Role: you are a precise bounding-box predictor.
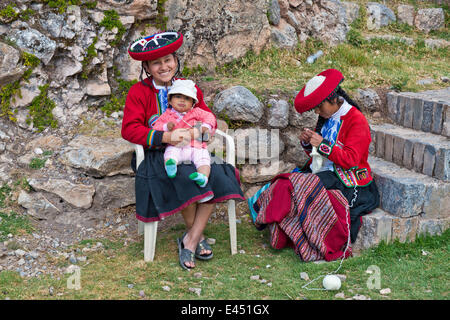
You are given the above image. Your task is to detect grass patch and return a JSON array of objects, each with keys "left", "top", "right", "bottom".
[
  {"left": 1, "top": 220, "right": 447, "bottom": 300},
  {"left": 215, "top": 34, "right": 449, "bottom": 95},
  {"left": 0, "top": 211, "right": 34, "bottom": 241}
]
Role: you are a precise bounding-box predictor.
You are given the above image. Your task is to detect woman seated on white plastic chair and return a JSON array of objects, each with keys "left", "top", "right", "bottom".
[{"left": 121, "top": 31, "right": 245, "bottom": 270}]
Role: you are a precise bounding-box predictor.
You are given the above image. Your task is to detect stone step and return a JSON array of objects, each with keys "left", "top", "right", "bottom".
[
  {"left": 352, "top": 208, "right": 450, "bottom": 251},
  {"left": 386, "top": 87, "right": 450, "bottom": 137},
  {"left": 369, "top": 122, "right": 450, "bottom": 182},
  {"left": 369, "top": 156, "right": 449, "bottom": 218}
]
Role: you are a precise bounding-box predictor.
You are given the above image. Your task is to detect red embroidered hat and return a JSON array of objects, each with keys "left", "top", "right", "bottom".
[
  {"left": 128, "top": 31, "right": 183, "bottom": 61},
  {"left": 294, "top": 69, "right": 344, "bottom": 114}
]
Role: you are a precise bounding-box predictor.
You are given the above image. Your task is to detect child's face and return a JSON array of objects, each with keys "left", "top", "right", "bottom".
[{"left": 169, "top": 94, "right": 194, "bottom": 113}]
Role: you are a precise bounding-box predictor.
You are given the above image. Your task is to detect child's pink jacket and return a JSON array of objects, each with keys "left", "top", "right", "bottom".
[{"left": 152, "top": 107, "right": 217, "bottom": 149}]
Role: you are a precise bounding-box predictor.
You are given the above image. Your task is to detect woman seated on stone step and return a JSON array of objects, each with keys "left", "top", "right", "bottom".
[
  {"left": 121, "top": 31, "right": 244, "bottom": 270},
  {"left": 248, "top": 69, "right": 380, "bottom": 262}
]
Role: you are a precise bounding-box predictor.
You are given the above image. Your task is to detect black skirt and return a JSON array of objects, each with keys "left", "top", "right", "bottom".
[
  {"left": 316, "top": 170, "right": 380, "bottom": 243},
  {"left": 133, "top": 149, "right": 245, "bottom": 222}
]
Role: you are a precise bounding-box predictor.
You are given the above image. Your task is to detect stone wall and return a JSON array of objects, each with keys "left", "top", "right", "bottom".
[{"left": 0, "top": 0, "right": 354, "bottom": 132}]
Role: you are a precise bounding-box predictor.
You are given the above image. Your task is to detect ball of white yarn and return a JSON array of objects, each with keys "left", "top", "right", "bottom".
[{"left": 322, "top": 275, "right": 341, "bottom": 290}]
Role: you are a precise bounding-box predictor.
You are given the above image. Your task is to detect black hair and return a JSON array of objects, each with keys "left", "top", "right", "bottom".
[{"left": 314, "top": 86, "right": 361, "bottom": 133}]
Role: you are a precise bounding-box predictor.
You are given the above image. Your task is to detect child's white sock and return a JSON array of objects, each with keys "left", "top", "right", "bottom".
[
  {"left": 165, "top": 158, "right": 177, "bottom": 178},
  {"left": 189, "top": 172, "right": 208, "bottom": 187}
]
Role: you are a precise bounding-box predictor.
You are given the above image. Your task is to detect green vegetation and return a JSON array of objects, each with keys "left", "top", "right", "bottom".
[
  {"left": 29, "top": 151, "right": 52, "bottom": 170},
  {"left": 0, "top": 211, "right": 34, "bottom": 242},
  {"left": 155, "top": 0, "right": 168, "bottom": 30},
  {"left": 0, "top": 52, "right": 40, "bottom": 123},
  {"left": 101, "top": 79, "right": 137, "bottom": 116},
  {"left": 81, "top": 37, "right": 98, "bottom": 79},
  {"left": 99, "top": 10, "right": 126, "bottom": 46},
  {"left": 26, "top": 85, "right": 58, "bottom": 132},
  {"left": 215, "top": 34, "right": 448, "bottom": 96},
  {"left": 0, "top": 4, "right": 18, "bottom": 22},
  {"left": 182, "top": 65, "right": 206, "bottom": 77},
  {"left": 0, "top": 221, "right": 447, "bottom": 299},
  {"left": 43, "top": 0, "right": 97, "bottom": 12}
]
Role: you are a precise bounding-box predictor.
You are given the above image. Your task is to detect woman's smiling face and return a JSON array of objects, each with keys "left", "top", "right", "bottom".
[{"left": 144, "top": 54, "right": 178, "bottom": 86}]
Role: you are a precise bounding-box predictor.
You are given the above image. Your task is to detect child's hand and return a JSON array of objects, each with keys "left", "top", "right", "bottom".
[
  {"left": 167, "top": 122, "right": 175, "bottom": 131},
  {"left": 201, "top": 128, "right": 211, "bottom": 142}
]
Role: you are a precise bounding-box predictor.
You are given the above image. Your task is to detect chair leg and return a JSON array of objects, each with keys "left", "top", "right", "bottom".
[
  {"left": 227, "top": 200, "right": 237, "bottom": 255},
  {"left": 144, "top": 221, "right": 158, "bottom": 262},
  {"left": 138, "top": 220, "right": 144, "bottom": 236}
]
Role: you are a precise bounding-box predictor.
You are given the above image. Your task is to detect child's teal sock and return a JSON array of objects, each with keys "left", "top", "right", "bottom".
[
  {"left": 165, "top": 159, "right": 177, "bottom": 178},
  {"left": 189, "top": 172, "right": 208, "bottom": 188}
]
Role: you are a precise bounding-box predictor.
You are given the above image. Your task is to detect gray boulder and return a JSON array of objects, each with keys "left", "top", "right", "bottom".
[
  {"left": 415, "top": 8, "right": 445, "bottom": 33},
  {"left": 267, "top": 99, "right": 289, "bottom": 128},
  {"left": 8, "top": 21, "right": 57, "bottom": 65},
  {"left": 0, "top": 42, "right": 27, "bottom": 87},
  {"left": 213, "top": 86, "right": 264, "bottom": 123},
  {"left": 60, "top": 135, "right": 134, "bottom": 177},
  {"left": 366, "top": 2, "right": 396, "bottom": 30}
]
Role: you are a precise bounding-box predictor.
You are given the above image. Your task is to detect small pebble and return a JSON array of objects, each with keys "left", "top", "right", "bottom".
[
  {"left": 250, "top": 275, "right": 260, "bottom": 281},
  {"left": 380, "top": 288, "right": 391, "bottom": 295},
  {"left": 189, "top": 287, "right": 201, "bottom": 296},
  {"left": 162, "top": 286, "right": 170, "bottom": 292},
  {"left": 206, "top": 238, "right": 216, "bottom": 245},
  {"left": 300, "top": 272, "right": 309, "bottom": 281},
  {"left": 239, "top": 250, "right": 245, "bottom": 254},
  {"left": 193, "top": 272, "right": 202, "bottom": 278},
  {"left": 128, "top": 284, "right": 134, "bottom": 289},
  {"left": 335, "top": 292, "right": 345, "bottom": 299},
  {"left": 139, "top": 290, "right": 145, "bottom": 298},
  {"left": 69, "top": 255, "right": 77, "bottom": 264}
]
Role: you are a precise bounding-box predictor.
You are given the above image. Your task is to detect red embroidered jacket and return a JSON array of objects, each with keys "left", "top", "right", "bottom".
[
  {"left": 302, "top": 106, "right": 374, "bottom": 187},
  {"left": 121, "top": 77, "right": 215, "bottom": 148}
]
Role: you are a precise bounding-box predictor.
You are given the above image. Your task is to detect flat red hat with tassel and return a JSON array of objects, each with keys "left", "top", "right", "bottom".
[
  {"left": 128, "top": 31, "right": 183, "bottom": 61},
  {"left": 294, "top": 69, "right": 344, "bottom": 114}
]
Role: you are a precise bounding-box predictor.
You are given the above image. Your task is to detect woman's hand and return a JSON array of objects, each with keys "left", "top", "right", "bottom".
[
  {"left": 165, "top": 128, "right": 191, "bottom": 147},
  {"left": 309, "top": 131, "right": 324, "bottom": 147},
  {"left": 300, "top": 128, "right": 313, "bottom": 145}
]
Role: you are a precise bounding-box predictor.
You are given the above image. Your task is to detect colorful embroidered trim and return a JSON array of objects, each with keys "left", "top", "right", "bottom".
[
  {"left": 356, "top": 168, "right": 369, "bottom": 180},
  {"left": 335, "top": 166, "right": 358, "bottom": 188},
  {"left": 146, "top": 129, "right": 155, "bottom": 147},
  {"left": 148, "top": 114, "right": 159, "bottom": 128},
  {"left": 318, "top": 141, "right": 332, "bottom": 156}
]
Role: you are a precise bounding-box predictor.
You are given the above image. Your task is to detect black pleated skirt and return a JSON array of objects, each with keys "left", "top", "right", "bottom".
[
  {"left": 133, "top": 149, "right": 245, "bottom": 222},
  {"left": 316, "top": 170, "right": 380, "bottom": 243}
]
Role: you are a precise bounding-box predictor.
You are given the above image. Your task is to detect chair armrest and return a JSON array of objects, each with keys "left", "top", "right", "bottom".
[
  {"left": 215, "top": 129, "right": 235, "bottom": 167},
  {"left": 134, "top": 144, "right": 145, "bottom": 168}
]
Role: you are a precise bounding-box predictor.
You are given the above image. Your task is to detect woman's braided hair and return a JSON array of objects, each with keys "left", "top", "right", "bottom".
[{"left": 314, "top": 86, "right": 361, "bottom": 133}]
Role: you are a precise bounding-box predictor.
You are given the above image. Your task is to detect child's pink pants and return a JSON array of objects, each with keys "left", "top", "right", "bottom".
[{"left": 164, "top": 145, "right": 211, "bottom": 169}]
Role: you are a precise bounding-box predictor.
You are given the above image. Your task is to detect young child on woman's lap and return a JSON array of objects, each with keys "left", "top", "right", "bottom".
[{"left": 151, "top": 79, "right": 216, "bottom": 187}]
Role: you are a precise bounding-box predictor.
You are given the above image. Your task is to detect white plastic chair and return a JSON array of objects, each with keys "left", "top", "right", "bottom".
[{"left": 134, "top": 129, "right": 237, "bottom": 262}]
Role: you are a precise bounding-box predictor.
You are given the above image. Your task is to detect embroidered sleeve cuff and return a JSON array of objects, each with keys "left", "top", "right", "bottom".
[
  {"left": 146, "top": 129, "right": 164, "bottom": 148},
  {"left": 317, "top": 139, "right": 333, "bottom": 157}
]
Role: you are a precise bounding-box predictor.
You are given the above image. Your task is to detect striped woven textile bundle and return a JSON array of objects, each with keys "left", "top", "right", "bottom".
[{"left": 255, "top": 172, "right": 347, "bottom": 262}]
